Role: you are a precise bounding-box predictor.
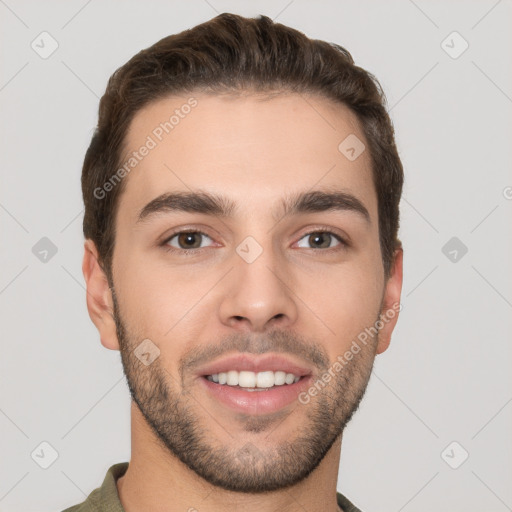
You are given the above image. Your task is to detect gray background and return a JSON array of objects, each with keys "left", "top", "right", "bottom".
[{"left": 1, "top": 0, "right": 511, "bottom": 511}]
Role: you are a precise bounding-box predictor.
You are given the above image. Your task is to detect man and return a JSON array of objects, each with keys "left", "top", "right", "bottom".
[{"left": 63, "top": 12, "right": 404, "bottom": 512}]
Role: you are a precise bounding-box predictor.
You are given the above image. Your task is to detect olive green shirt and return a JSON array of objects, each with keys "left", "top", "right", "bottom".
[{"left": 61, "top": 462, "right": 363, "bottom": 512}]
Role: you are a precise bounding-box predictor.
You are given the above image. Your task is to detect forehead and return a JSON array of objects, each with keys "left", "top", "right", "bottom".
[{"left": 117, "top": 91, "right": 377, "bottom": 224}]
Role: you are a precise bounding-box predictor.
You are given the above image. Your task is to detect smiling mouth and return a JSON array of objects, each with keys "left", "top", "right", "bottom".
[
  {"left": 194, "top": 352, "right": 313, "bottom": 413},
  {"left": 203, "top": 369, "right": 303, "bottom": 391}
]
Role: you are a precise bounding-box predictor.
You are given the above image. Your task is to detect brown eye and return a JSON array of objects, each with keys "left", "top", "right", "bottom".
[
  {"left": 165, "top": 231, "right": 213, "bottom": 250},
  {"left": 309, "top": 232, "right": 331, "bottom": 249},
  {"left": 296, "top": 230, "right": 345, "bottom": 250}
]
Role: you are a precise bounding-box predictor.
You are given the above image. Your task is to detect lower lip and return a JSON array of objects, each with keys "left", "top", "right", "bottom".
[{"left": 199, "top": 375, "right": 312, "bottom": 415}]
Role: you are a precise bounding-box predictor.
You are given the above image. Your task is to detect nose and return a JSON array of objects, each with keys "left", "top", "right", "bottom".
[{"left": 218, "top": 239, "right": 299, "bottom": 333}]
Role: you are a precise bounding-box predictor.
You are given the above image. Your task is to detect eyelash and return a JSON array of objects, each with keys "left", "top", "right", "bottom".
[{"left": 160, "top": 227, "right": 348, "bottom": 256}]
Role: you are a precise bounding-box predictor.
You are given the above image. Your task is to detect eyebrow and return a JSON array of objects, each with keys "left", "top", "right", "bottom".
[{"left": 136, "top": 189, "right": 371, "bottom": 225}]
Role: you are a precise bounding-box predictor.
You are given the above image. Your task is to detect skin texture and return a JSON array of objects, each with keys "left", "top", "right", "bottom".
[{"left": 82, "top": 91, "right": 403, "bottom": 512}]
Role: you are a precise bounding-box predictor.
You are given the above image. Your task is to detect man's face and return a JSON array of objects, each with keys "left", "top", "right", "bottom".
[{"left": 89, "top": 91, "right": 402, "bottom": 493}]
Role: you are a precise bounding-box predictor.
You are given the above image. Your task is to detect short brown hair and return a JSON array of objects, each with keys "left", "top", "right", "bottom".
[{"left": 82, "top": 12, "right": 403, "bottom": 283}]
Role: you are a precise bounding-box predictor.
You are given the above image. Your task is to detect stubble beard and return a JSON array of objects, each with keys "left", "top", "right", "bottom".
[{"left": 112, "top": 291, "right": 377, "bottom": 493}]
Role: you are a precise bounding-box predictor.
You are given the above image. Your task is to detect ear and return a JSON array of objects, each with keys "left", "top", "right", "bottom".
[
  {"left": 376, "top": 246, "right": 403, "bottom": 355},
  {"left": 82, "top": 239, "right": 120, "bottom": 351}
]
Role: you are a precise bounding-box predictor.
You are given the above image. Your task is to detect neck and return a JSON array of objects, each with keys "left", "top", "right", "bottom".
[{"left": 117, "top": 402, "right": 344, "bottom": 512}]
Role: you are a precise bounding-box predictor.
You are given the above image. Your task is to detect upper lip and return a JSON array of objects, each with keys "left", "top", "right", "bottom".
[{"left": 196, "top": 353, "right": 313, "bottom": 378}]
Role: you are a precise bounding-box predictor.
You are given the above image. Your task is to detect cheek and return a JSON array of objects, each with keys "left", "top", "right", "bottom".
[
  {"left": 115, "top": 250, "right": 215, "bottom": 341},
  {"left": 113, "top": 248, "right": 170, "bottom": 334},
  {"left": 304, "top": 263, "right": 383, "bottom": 355}
]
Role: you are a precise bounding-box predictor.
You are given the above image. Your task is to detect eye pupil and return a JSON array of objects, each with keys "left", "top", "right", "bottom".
[
  {"left": 310, "top": 232, "right": 330, "bottom": 249},
  {"left": 179, "top": 232, "right": 201, "bottom": 248}
]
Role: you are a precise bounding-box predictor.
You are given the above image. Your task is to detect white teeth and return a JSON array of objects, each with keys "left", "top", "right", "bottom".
[
  {"left": 256, "top": 371, "right": 274, "bottom": 388},
  {"left": 238, "top": 371, "right": 256, "bottom": 387},
  {"left": 226, "top": 370, "right": 238, "bottom": 386},
  {"left": 274, "top": 371, "right": 286, "bottom": 385},
  {"left": 284, "top": 373, "right": 295, "bottom": 385},
  {"left": 206, "top": 370, "right": 301, "bottom": 389}
]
